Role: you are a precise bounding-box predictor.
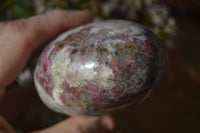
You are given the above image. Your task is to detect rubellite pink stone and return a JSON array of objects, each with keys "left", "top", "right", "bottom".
[{"left": 34, "top": 20, "right": 168, "bottom": 116}]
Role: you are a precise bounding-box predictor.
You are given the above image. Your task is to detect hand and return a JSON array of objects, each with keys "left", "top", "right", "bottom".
[{"left": 0, "top": 10, "right": 115, "bottom": 133}]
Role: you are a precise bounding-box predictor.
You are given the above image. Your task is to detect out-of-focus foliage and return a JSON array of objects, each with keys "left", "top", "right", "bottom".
[{"left": 0, "top": 0, "right": 35, "bottom": 20}]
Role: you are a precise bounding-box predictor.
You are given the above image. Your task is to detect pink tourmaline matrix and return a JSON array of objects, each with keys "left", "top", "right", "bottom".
[{"left": 34, "top": 20, "right": 168, "bottom": 116}]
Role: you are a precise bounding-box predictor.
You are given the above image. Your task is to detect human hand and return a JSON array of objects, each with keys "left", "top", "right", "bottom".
[{"left": 0, "top": 10, "right": 114, "bottom": 133}]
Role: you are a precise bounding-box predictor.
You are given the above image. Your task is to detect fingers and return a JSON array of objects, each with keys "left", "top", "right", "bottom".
[
  {"left": 19, "top": 10, "right": 93, "bottom": 51},
  {"left": 0, "top": 22, "right": 9, "bottom": 30},
  {"left": 0, "top": 10, "right": 94, "bottom": 93},
  {"left": 32, "top": 115, "right": 115, "bottom": 133}
]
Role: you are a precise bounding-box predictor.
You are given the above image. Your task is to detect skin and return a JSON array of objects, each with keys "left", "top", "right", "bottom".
[{"left": 0, "top": 10, "right": 114, "bottom": 133}]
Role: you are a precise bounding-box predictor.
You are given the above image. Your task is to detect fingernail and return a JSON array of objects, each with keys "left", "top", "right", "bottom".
[{"left": 100, "top": 116, "right": 115, "bottom": 130}]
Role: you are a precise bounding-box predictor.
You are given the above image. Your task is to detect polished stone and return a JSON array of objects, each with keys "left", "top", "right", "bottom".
[{"left": 34, "top": 20, "right": 168, "bottom": 116}]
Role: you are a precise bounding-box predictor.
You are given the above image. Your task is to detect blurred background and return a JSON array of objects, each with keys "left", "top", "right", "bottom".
[{"left": 0, "top": 0, "right": 200, "bottom": 133}]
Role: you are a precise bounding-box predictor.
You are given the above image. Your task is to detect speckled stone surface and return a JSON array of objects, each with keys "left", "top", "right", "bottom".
[{"left": 34, "top": 20, "right": 168, "bottom": 116}]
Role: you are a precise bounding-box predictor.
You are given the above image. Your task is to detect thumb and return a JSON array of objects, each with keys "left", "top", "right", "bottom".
[{"left": 31, "top": 115, "right": 115, "bottom": 133}]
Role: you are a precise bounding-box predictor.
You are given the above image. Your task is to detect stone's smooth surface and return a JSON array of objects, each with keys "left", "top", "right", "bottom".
[{"left": 34, "top": 20, "right": 168, "bottom": 116}]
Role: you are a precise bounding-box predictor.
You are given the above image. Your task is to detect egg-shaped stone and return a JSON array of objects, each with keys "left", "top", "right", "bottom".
[{"left": 34, "top": 20, "right": 168, "bottom": 116}]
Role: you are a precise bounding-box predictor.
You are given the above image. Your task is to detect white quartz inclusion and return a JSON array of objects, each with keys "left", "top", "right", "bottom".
[{"left": 51, "top": 45, "right": 115, "bottom": 102}]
